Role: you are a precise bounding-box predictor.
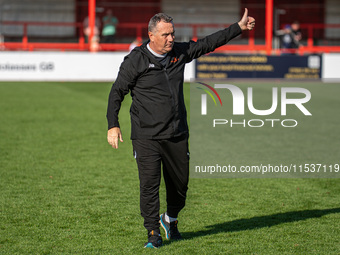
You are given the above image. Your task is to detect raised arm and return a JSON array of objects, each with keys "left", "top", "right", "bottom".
[{"left": 184, "top": 8, "right": 255, "bottom": 61}]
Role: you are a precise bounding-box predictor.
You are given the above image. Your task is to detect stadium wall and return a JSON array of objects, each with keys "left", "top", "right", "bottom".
[
  {"left": 0, "top": 52, "right": 338, "bottom": 82},
  {"left": 0, "top": 52, "right": 193, "bottom": 82},
  {"left": 322, "top": 53, "right": 340, "bottom": 82},
  {"left": 0, "top": 52, "right": 126, "bottom": 81}
]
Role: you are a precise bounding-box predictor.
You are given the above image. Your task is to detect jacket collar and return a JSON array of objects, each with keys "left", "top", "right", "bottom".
[{"left": 137, "top": 40, "right": 175, "bottom": 68}]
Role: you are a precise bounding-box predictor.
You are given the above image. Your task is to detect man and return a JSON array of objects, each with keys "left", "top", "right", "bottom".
[
  {"left": 83, "top": 15, "right": 101, "bottom": 43},
  {"left": 101, "top": 9, "right": 118, "bottom": 43},
  {"left": 276, "top": 21, "right": 302, "bottom": 54},
  {"left": 107, "top": 9, "right": 255, "bottom": 248}
]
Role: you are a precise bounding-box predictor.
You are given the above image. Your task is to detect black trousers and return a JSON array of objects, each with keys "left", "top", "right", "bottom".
[{"left": 132, "top": 135, "right": 189, "bottom": 232}]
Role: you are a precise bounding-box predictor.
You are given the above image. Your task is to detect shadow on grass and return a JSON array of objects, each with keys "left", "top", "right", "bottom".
[{"left": 182, "top": 208, "right": 340, "bottom": 239}]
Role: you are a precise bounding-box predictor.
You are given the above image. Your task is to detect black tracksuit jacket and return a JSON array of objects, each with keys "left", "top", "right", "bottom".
[{"left": 107, "top": 23, "right": 242, "bottom": 140}]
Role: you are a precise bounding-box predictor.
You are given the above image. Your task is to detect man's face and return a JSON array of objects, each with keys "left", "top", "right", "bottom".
[
  {"left": 291, "top": 23, "right": 300, "bottom": 31},
  {"left": 148, "top": 21, "right": 175, "bottom": 54}
]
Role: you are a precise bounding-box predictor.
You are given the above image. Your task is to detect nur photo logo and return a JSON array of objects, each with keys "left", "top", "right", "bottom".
[{"left": 196, "top": 82, "right": 312, "bottom": 128}]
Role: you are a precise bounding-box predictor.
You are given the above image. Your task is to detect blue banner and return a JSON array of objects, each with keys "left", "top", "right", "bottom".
[{"left": 196, "top": 54, "right": 322, "bottom": 79}]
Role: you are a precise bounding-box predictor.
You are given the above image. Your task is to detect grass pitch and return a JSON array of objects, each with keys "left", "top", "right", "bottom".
[{"left": 0, "top": 81, "right": 339, "bottom": 254}]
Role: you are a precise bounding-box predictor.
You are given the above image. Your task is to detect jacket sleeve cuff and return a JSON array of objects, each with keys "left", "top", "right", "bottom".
[
  {"left": 232, "top": 22, "right": 242, "bottom": 36},
  {"left": 108, "top": 121, "right": 120, "bottom": 130}
]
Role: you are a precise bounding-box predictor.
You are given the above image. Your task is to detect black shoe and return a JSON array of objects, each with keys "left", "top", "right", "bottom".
[
  {"left": 144, "top": 230, "right": 163, "bottom": 248},
  {"left": 160, "top": 213, "right": 183, "bottom": 240}
]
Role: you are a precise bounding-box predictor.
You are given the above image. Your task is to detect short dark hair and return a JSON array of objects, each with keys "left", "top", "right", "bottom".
[{"left": 148, "top": 13, "right": 173, "bottom": 33}]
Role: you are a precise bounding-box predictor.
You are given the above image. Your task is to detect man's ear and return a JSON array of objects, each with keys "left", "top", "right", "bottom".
[{"left": 148, "top": 31, "right": 154, "bottom": 42}]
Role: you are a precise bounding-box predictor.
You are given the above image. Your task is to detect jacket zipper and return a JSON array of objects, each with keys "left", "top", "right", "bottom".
[{"left": 163, "top": 67, "right": 176, "bottom": 134}]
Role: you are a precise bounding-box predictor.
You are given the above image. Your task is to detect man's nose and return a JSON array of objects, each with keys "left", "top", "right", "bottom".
[{"left": 167, "top": 34, "right": 174, "bottom": 41}]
